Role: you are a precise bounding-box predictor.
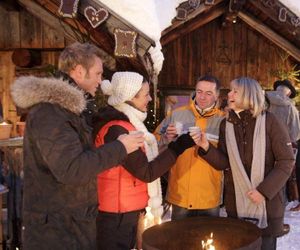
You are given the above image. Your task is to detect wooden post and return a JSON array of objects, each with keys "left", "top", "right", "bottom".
[{"left": 152, "top": 73, "right": 158, "bottom": 119}]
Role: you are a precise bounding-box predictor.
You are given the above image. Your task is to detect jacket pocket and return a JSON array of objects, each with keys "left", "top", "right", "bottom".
[
  {"left": 23, "top": 211, "right": 48, "bottom": 225},
  {"left": 71, "top": 209, "right": 97, "bottom": 222}
]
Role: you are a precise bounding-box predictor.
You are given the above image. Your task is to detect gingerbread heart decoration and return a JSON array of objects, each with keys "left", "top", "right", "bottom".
[
  {"left": 84, "top": 6, "right": 109, "bottom": 28},
  {"left": 279, "top": 7, "right": 287, "bottom": 22},
  {"left": 291, "top": 17, "right": 300, "bottom": 28},
  {"left": 58, "top": 0, "right": 80, "bottom": 18}
]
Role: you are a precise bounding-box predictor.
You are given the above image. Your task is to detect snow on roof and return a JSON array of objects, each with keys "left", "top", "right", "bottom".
[
  {"left": 280, "top": 0, "right": 300, "bottom": 18},
  {"left": 98, "top": 0, "right": 300, "bottom": 75},
  {"left": 98, "top": 0, "right": 186, "bottom": 75},
  {"left": 99, "top": 0, "right": 185, "bottom": 41}
]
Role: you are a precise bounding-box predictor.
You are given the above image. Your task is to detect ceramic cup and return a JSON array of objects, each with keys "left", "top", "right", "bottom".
[
  {"left": 129, "top": 130, "right": 143, "bottom": 135},
  {"left": 175, "top": 122, "right": 183, "bottom": 135},
  {"left": 188, "top": 126, "right": 201, "bottom": 135}
]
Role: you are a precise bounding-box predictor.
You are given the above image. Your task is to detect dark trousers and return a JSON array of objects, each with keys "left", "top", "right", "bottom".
[
  {"left": 296, "top": 140, "right": 300, "bottom": 201},
  {"left": 96, "top": 210, "right": 141, "bottom": 250},
  {"left": 171, "top": 204, "right": 220, "bottom": 221},
  {"left": 261, "top": 236, "right": 277, "bottom": 250}
]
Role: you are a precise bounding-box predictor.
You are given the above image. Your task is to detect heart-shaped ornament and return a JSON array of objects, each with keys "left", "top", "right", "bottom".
[
  {"left": 291, "top": 17, "right": 300, "bottom": 27},
  {"left": 84, "top": 6, "right": 109, "bottom": 28}
]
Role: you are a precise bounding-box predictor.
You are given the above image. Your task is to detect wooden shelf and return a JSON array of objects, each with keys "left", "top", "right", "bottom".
[{"left": 0, "top": 137, "right": 23, "bottom": 147}]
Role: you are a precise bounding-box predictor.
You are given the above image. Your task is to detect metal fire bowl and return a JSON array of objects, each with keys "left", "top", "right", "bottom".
[{"left": 142, "top": 217, "right": 262, "bottom": 250}]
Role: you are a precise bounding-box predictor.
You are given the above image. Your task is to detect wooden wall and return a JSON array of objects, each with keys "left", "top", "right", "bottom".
[
  {"left": 0, "top": 5, "right": 65, "bottom": 49},
  {"left": 0, "top": 5, "right": 67, "bottom": 135},
  {"left": 159, "top": 17, "right": 296, "bottom": 90}
]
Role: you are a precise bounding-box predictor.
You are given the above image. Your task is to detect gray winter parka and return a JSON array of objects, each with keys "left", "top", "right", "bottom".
[
  {"left": 266, "top": 91, "right": 300, "bottom": 142},
  {"left": 11, "top": 76, "right": 127, "bottom": 250}
]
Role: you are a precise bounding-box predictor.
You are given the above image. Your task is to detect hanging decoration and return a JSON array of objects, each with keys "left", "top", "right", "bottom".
[
  {"left": 140, "top": 54, "right": 160, "bottom": 131},
  {"left": 205, "top": 0, "right": 215, "bottom": 5},
  {"left": 58, "top": 0, "right": 80, "bottom": 18},
  {"left": 216, "top": 39, "right": 231, "bottom": 65},
  {"left": 261, "top": 0, "right": 276, "bottom": 8},
  {"left": 114, "top": 29, "right": 137, "bottom": 58},
  {"left": 279, "top": 7, "right": 287, "bottom": 22},
  {"left": 176, "top": 8, "right": 188, "bottom": 20},
  {"left": 84, "top": 6, "right": 109, "bottom": 28},
  {"left": 176, "top": 0, "right": 205, "bottom": 21},
  {"left": 188, "top": 0, "right": 200, "bottom": 9},
  {"left": 260, "top": 0, "right": 300, "bottom": 28},
  {"left": 291, "top": 17, "right": 300, "bottom": 28}
]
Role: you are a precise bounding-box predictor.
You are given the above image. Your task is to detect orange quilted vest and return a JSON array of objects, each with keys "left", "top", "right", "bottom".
[{"left": 95, "top": 120, "right": 148, "bottom": 213}]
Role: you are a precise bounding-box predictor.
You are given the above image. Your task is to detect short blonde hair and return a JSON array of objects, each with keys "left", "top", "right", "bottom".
[
  {"left": 58, "top": 42, "right": 102, "bottom": 74},
  {"left": 231, "top": 77, "right": 266, "bottom": 117}
]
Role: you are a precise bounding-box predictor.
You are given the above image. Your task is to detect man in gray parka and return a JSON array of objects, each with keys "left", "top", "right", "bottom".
[{"left": 266, "top": 79, "right": 300, "bottom": 144}]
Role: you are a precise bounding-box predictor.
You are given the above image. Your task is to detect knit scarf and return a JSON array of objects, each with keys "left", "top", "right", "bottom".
[
  {"left": 225, "top": 113, "right": 268, "bottom": 228},
  {"left": 115, "top": 103, "right": 163, "bottom": 218}
]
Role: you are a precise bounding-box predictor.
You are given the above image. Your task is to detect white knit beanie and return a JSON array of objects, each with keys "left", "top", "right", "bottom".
[{"left": 101, "top": 71, "right": 143, "bottom": 106}]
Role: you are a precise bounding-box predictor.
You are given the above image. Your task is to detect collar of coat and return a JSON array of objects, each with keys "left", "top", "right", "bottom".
[
  {"left": 189, "top": 97, "right": 221, "bottom": 118},
  {"left": 227, "top": 109, "right": 255, "bottom": 124},
  {"left": 11, "top": 76, "right": 86, "bottom": 115},
  {"left": 54, "top": 70, "right": 94, "bottom": 101}
]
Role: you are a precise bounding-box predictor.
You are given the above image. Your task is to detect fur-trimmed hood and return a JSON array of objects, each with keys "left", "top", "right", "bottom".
[{"left": 11, "top": 76, "right": 86, "bottom": 115}]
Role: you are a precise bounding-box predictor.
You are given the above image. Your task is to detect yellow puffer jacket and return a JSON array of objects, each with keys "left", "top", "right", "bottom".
[{"left": 158, "top": 99, "right": 224, "bottom": 209}]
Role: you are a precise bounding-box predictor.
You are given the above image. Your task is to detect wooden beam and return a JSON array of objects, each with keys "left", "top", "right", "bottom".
[
  {"left": 81, "top": 0, "right": 153, "bottom": 55},
  {"left": 84, "top": 0, "right": 155, "bottom": 47},
  {"left": 17, "top": 0, "right": 117, "bottom": 69},
  {"left": 17, "top": 0, "right": 74, "bottom": 42},
  {"left": 18, "top": 0, "right": 148, "bottom": 75},
  {"left": 162, "top": 0, "right": 225, "bottom": 36},
  {"left": 247, "top": 0, "right": 300, "bottom": 41},
  {"left": 26, "top": 0, "right": 114, "bottom": 52},
  {"left": 0, "top": 0, "right": 20, "bottom": 11},
  {"left": 161, "top": 3, "right": 226, "bottom": 45},
  {"left": 229, "top": 0, "right": 246, "bottom": 12},
  {"left": 238, "top": 11, "right": 300, "bottom": 62}
]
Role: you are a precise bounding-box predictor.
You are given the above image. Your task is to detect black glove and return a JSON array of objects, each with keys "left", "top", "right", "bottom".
[{"left": 168, "top": 133, "right": 195, "bottom": 156}]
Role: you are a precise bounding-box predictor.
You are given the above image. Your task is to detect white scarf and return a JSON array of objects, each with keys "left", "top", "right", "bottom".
[
  {"left": 225, "top": 113, "right": 267, "bottom": 228},
  {"left": 115, "top": 103, "right": 163, "bottom": 218}
]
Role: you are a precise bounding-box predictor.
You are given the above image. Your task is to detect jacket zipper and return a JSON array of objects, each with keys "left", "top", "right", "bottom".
[{"left": 118, "top": 167, "right": 121, "bottom": 213}]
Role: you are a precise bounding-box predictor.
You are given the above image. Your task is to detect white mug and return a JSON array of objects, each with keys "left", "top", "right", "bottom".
[
  {"left": 188, "top": 126, "right": 201, "bottom": 134},
  {"left": 175, "top": 122, "right": 183, "bottom": 135}
]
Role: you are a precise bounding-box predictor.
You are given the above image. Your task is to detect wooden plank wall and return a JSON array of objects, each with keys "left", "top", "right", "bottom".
[
  {"left": 159, "top": 17, "right": 296, "bottom": 90},
  {"left": 0, "top": 51, "right": 63, "bottom": 135},
  {"left": 0, "top": 5, "right": 65, "bottom": 49},
  {"left": 0, "top": 5, "right": 66, "bottom": 135}
]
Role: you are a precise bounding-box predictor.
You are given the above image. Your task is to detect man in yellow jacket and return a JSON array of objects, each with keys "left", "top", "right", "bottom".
[{"left": 157, "top": 75, "right": 225, "bottom": 220}]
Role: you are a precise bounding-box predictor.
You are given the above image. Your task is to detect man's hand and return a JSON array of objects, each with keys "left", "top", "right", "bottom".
[
  {"left": 165, "top": 124, "right": 178, "bottom": 142},
  {"left": 247, "top": 189, "right": 265, "bottom": 205},
  {"left": 118, "top": 132, "right": 145, "bottom": 154}
]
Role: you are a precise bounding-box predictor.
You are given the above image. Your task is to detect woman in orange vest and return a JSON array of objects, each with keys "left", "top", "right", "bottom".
[{"left": 93, "top": 71, "right": 195, "bottom": 250}]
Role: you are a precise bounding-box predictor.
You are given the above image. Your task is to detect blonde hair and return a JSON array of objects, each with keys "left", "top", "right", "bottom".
[
  {"left": 231, "top": 77, "right": 266, "bottom": 117},
  {"left": 58, "top": 42, "right": 102, "bottom": 74}
]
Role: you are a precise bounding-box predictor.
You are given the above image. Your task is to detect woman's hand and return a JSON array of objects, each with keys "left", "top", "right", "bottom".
[
  {"left": 190, "top": 130, "right": 209, "bottom": 151},
  {"left": 118, "top": 132, "right": 145, "bottom": 154},
  {"left": 165, "top": 124, "right": 178, "bottom": 142}
]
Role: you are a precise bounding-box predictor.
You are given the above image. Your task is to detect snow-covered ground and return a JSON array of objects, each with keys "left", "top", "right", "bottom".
[{"left": 278, "top": 201, "right": 300, "bottom": 250}]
